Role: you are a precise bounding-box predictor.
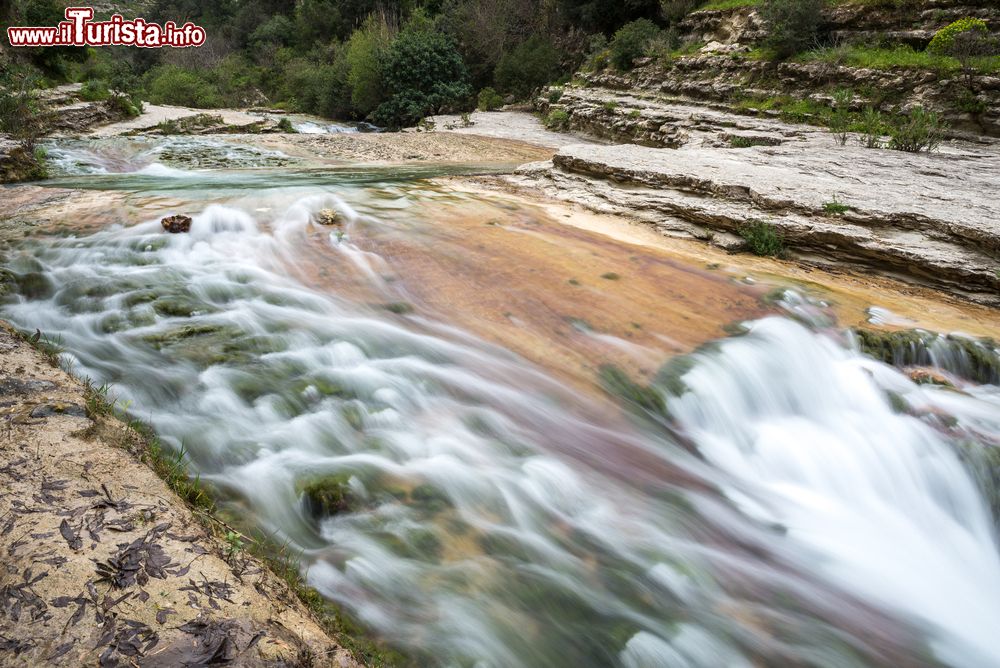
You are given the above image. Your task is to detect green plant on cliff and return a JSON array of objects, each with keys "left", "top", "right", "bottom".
[
  {"left": 544, "top": 108, "right": 571, "bottom": 131},
  {"left": 739, "top": 219, "right": 785, "bottom": 257},
  {"left": 928, "top": 18, "right": 990, "bottom": 57},
  {"left": 759, "top": 0, "right": 823, "bottom": 59},
  {"left": 610, "top": 19, "right": 661, "bottom": 70}
]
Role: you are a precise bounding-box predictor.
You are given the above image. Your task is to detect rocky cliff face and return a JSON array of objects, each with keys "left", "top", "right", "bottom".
[
  {"left": 514, "top": 2, "right": 1000, "bottom": 306},
  {"left": 544, "top": 0, "right": 1000, "bottom": 138}
]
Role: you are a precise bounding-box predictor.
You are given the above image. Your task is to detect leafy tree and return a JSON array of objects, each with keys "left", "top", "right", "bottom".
[
  {"left": 373, "top": 27, "right": 472, "bottom": 128},
  {"left": 345, "top": 14, "right": 394, "bottom": 116},
  {"left": 0, "top": 64, "right": 44, "bottom": 148},
  {"left": 660, "top": 0, "right": 698, "bottom": 25},
  {"left": 494, "top": 35, "right": 562, "bottom": 100},
  {"left": 558, "top": 0, "right": 661, "bottom": 35},
  {"left": 759, "top": 0, "right": 823, "bottom": 59},
  {"left": 610, "top": 19, "right": 659, "bottom": 70}
]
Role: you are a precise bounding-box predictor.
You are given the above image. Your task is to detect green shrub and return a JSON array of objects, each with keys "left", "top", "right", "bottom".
[
  {"left": 277, "top": 117, "right": 295, "bottom": 132},
  {"left": 373, "top": 28, "right": 472, "bottom": 129},
  {"left": 739, "top": 220, "right": 785, "bottom": 257},
  {"left": 477, "top": 87, "right": 503, "bottom": 111},
  {"left": 278, "top": 54, "right": 351, "bottom": 119},
  {"left": 544, "top": 108, "right": 570, "bottom": 131},
  {"left": 829, "top": 88, "right": 852, "bottom": 146},
  {"left": 857, "top": 106, "right": 887, "bottom": 148},
  {"left": 928, "top": 18, "right": 989, "bottom": 56},
  {"left": 759, "top": 0, "right": 823, "bottom": 59},
  {"left": 108, "top": 93, "right": 142, "bottom": 118},
  {"left": 144, "top": 65, "right": 222, "bottom": 108},
  {"left": 494, "top": 36, "right": 562, "bottom": 100},
  {"left": 660, "top": 0, "right": 700, "bottom": 24},
  {"left": 610, "top": 19, "right": 660, "bottom": 70},
  {"left": 548, "top": 88, "right": 564, "bottom": 103},
  {"left": 887, "top": 107, "right": 945, "bottom": 152},
  {"left": 1, "top": 65, "right": 44, "bottom": 148},
  {"left": 79, "top": 79, "right": 110, "bottom": 101}
]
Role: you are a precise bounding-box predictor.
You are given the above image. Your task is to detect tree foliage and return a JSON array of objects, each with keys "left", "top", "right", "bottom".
[
  {"left": 494, "top": 36, "right": 562, "bottom": 99},
  {"left": 759, "top": 0, "right": 823, "bottom": 59},
  {"left": 610, "top": 19, "right": 660, "bottom": 70},
  {"left": 373, "top": 27, "right": 472, "bottom": 128}
]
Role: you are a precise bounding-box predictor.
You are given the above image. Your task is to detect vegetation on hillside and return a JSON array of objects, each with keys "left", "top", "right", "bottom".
[{"left": 1, "top": 0, "right": 998, "bottom": 131}]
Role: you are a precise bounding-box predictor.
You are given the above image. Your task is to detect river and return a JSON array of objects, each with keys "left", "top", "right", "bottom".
[{"left": 2, "top": 135, "right": 1000, "bottom": 667}]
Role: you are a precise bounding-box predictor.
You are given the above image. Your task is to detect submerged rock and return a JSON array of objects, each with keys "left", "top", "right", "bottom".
[{"left": 161, "top": 214, "right": 192, "bottom": 234}]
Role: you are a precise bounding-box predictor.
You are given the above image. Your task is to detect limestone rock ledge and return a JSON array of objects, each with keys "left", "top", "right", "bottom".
[{"left": 509, "top": 127, "right": 1000, "bottom": 306}]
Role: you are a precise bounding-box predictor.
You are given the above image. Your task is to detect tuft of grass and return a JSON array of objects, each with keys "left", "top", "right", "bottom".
[
  {"left": 823, "top": 198, "right": 850, "bottom": 215},
  {"left": 738, "top": 219, "right": 785, "bottom": 257},
  {"left": 600, "top": 272, "right": 621, "bottom": 280}
]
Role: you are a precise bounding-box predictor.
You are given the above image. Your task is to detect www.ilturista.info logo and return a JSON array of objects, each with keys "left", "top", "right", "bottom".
[{"left": 7, "top": 7, "right": 206, "bottom": 48}]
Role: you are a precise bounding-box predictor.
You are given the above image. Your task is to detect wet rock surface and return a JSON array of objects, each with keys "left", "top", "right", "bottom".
[{"left": 161, "top": 215, "right": 193, "bottom": 234}]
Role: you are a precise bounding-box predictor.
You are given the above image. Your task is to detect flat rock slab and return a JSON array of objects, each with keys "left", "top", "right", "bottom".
[{"left": 0, "top": 323, "right": 359, "bottom": 667}]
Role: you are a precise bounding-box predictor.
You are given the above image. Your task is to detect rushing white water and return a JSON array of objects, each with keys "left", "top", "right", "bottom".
[{"left": 3, "top": 143, "right": 1000, "bottom": 667}]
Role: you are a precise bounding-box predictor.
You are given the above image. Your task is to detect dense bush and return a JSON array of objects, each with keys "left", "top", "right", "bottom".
[
  {"left": 928, "top": 18, "right": 989, "bottom": 56},
  {"left": 144, "top": 65, "right": 223, "bottom": 108},
  {"left": 79, "top": 79, "right": 110, "bottom": 102},
  {"left": 494, "top": 36, "right": 562, "bottom": 100},
  {"left": 660, "top": 0, "right": 698, "bottom": 25},
  {"left": 373, "top": 28, "right": 472, "bottom": 129},
  {"left": 610, "top": 19, "right": 660, "bottom": 70},
  {"left": 0, "top": 65, "right": 44, "bottom": 147},
  {"left": 477, "top": 87, "right": 504, "bottom": 111},
  {"left": 759, "top": 0, "right": 823, "bottom": 59}
]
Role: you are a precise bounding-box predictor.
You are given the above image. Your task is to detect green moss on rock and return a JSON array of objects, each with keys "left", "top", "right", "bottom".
[
  {"left": 598, "top": 365, "right": 668, "bottom": 419},
  {"left": 300, "top": 473, "right": 355, "bottom": 518}
]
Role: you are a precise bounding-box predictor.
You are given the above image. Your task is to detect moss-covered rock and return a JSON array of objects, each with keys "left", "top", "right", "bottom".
[
  {"left": 598, "top": 364, "right": 668, "bottom": 419},
  {"left": 855, "top": 328, "right": 937, "bottom": 367},
  {"left": 299, "top": 474, "right": 355, "bottom": 518},
  {"left": 855, "top": 328, "right": 1000, "bottom": 385}
]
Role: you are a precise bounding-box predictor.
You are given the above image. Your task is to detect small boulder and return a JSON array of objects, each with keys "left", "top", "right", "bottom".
[
  {"left": 161, "top": 214, "right": 192, "bottom": 234},
  {"left": 314, "top": 209, "right": 340, "bottom": 226}
]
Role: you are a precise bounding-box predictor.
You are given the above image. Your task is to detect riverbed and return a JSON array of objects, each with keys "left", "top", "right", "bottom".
[{"left": 2, "top": 130, "right": 1000, "bottom": 667}]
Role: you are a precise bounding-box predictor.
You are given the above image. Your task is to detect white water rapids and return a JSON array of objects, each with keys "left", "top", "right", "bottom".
[{"left": 3, "top": 141, "right": 1000, "bottom": 667}]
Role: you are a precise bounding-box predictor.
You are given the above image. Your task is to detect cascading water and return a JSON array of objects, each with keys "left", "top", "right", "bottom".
[{"left": 2, "top": 138, "right": 999, "bottom": 667}]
